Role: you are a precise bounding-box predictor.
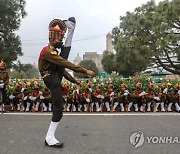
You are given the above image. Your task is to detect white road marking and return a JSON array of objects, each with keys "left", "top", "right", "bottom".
[{"left": 1, "top": 112, "right": 180, "bottom": 116}]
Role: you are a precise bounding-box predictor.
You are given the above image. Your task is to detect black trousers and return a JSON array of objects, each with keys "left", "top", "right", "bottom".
[
  {"left": 43, "top": 72, "right": 63, "bottom": 122},
  {"left": 0, "top": 88, "right": 6, "bottom": 104},
  {"left": 43, "top": 46, "right": 71, "bottom": 122}
]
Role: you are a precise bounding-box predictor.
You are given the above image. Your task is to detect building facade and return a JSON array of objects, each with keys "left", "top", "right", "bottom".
[{"left": 83, "top": 52, "right": 103, "bottom": 71}]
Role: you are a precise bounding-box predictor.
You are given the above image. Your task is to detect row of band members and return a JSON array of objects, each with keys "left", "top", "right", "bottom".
[{"left": 6, "top": 80, "right": 180, "bottom": 113}]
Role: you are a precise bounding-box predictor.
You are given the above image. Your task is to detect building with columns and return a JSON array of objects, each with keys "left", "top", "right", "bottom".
[
  {"left": 73, "top": 32, "right": 113, "bottom": 71},
  {"left": 83, "top": 52, "right": 103, "bottom": 71},
  {"left": 73, "top": 53, "right": 82, "bottom": 65}
]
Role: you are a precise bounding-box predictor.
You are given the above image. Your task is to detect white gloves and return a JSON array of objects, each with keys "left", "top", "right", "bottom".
[
  {"left": 40, "top": 96, "right": 45, "bottom": 100},
  {"left": 97, "top": 95, "right": 104, "bottom": 99},
  {"left": 9, "top": 95, "right": 15, "bottom": 100},
  {"left": 88, "top": 88, "right": 92, "bottom": 92},
  {"left": 0, "top": 83, "right": 4, "bottom": 88},
  {"left": 24, "top": 96, "right": 28, "bottom": 100},
  {"left": 73, "top": 89, "right": 79, "bottom": 94},
  {"left": 86, "top": 98, "right": 90, "bottom": 103},
  {"left": 163, "top": 88, "right": 168, "bottom": 94},
  {"left": 123, "top": 93, "right": 128, "bottom": 96},
  {"left": 123, "top": 90, "right": 129, "bottom": 96},
  {"left": 21, "top": 88, "right": 25, "bottom": 93},
  {"left": 29, "top": 96, "right": 36, "bottom": 101},
  {"left": 178, "top": 90, "right": 180, "bottom": 96},
  {"left": 110, "top": 92, "right": 114, "bottom": 97},
  {"left": 97, "top": 95, "right": 101, "bottom": 99},
  {"left": 154, "top": 97, "right": 160, "bottom": 101},
  {"left": 139, "top": 91, "right": 146, "bottom": 96}
]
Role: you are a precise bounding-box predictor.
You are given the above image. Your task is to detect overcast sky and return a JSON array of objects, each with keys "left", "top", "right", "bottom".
[{"left": 17, "top": 0, "right": 161, "bottom": 64}]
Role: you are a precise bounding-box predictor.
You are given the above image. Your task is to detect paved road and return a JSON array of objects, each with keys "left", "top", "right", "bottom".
[{"left": 0, "top": 112, "right": 180, "bottom": 154}]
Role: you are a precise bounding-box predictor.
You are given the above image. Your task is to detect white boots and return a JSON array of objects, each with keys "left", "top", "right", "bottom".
[
  {"left": 134, "top": 104, "right": 139, "bottom": 112},
  {"left": 128, "top": 102, "right": 133, "bottom": 112},
  {"left": 120, "top": 103, "right": 125, "bottom": 112},
  {"left": 167, "top": 103, "right": 173, "bottom": 112},
  {"left": 48, "top": 103, "right": 52, "bottom": 112},
  {"left": 147, "top": 102, "right": 151, "bottom": 112},
  {"left": 105, "top": 102, "right": 110, "bottom": 112},
  {"left": 66, "top": 104, "right": 71, "bottom": 112},
  {"left": 95, "top": 102, "right": 101, "bottom": 112},
  {"left": 45, "top": 121, "right": 60, "bottom": 145},
  {"left": 25, "top": 102, "right": 31, "bottom": 112},
  {"left": 175, "top": 103, "right": 180, "bottom": 112},
  {"left": 160, "top": 102, "right": 165, "bottom": 112},
  {"left": 35, "top": 102, "right": 40, "bottom": 112},
  {"left": 0, "top": 104, "right": 5, "bottom": 112},
  {"left": 113, "top": 102, "right": 119, "bottom": 112}
]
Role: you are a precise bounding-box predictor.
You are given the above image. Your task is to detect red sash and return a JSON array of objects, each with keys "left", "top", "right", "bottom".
[{"left": 38, "top": 46, "right": 49, "bottom": 63}]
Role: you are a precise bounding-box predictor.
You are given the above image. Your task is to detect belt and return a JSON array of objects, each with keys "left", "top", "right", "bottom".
[{"left": 40, "top": 71, "right": 54, "bottom": 79}]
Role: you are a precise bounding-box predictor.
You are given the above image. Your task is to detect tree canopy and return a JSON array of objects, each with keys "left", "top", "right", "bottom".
[
  {"left": 10, "top": 60, "right": 39, "bottom": 79},
  {"left": 74, "top": 60, "right": 98, "bottom": 78},
  {"left": 102, "top": 0, "right": 180, "bottom": 75},
  {"left": 0, "top": 0, "right": 27, "bottom": 68}
]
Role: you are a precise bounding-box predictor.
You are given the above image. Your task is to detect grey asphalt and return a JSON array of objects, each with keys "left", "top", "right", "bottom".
[{"left": 0, "top": 112, "right": 180, "bottom": 154}]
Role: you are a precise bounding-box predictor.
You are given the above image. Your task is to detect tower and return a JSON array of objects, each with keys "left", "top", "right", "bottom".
[{"left": 106, "top": 33, "right": 113, "bottom": 53}]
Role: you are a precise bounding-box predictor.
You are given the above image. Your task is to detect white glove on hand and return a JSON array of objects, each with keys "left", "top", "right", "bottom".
[
  {"left": 124, "top": 90, "right": 129, "bottom": 94},
  {"left": 76, "top": 89, "right": 79, "bottom": 94},
  {"left": 40, "top": 96, "right": 44, "bottom": 100},
  {"left": 178, "top": 90, "right": 180, "bottom": 96},
  {"left": 124, "top": 93, "right": 128, "bottom": 96},
  {"left": 24, "top": 96, "right": 28, "bottom": 100},
  {"left": 29, "top": 96, "right": 36, "bottom": 101},
  {"left": 154, "top": 97, "right": 160, "bottom": 101},
  {"left": 86, "top": 98, "right": 90, "bottom": 103},
  {"left": 0, "top": 83, "right": 4, "bottom": 88},
  {"left": 88, "top": 88, "right": 92, "bottom": 92},
  {"left": 21, "top": 88, "right": 25, "bottom": 93},
  {"left": 97, "top": 95, "right": 101, "bottom": 99},
  {"left": 9, "top": 95, "right": 15, "bottom": 100},
  {"left": 139, "top": 91, "right": 146, "bottom": 96},
  {"left": 163, "top": 88, "right": 168, "bottom": 94},
  {"left": 101, "top": 95, "right": 104, "bottom": 99},
  {"left": 110, "top": 92, "right": 114, "bottom": 97}
]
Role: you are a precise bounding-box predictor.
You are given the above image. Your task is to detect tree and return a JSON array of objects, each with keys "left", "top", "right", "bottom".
[
  {"left": 0, "top": 0, "right": 27, "bottom": 68},
  {"left": 74, "top": 60, "right": 98, "bottom": 78},
  {"left": 10, "top": 61, "right": 39, "bottom": 79},
  {"left": 102, "top": 0, "right": 180, "bottom": 75}
]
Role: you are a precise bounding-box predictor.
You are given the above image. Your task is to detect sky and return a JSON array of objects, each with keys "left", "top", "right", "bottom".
[{"left": 17, "top": 0, "right": 161, "bottom": 64}]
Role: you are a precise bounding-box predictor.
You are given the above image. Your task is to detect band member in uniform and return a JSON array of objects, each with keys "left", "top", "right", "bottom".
[
  {"left": 158, "top": 82, "right": 167, "bottom": 112},
  {"left": 79, "top": 92, "right": 87, "bottom": 112},
  {"left": 90, "top": 90, "right": 97, "bottom": 112},
  {"left": 119, "top": 83, "right": 129, "bottom": 112},
  {"left": 104, "top": 89, "right": 111, "bottom": 112},
  {"left": 66, "top": 91, "right": 74, "bottom": 112},
  {"left": 169, "top": 84, "right": 180, "bottom": 112},
  {"left": 0, "top": 59, "right": 9, "bottom": 112},
  {"left": 38, "top": 17, "right": 95, "bottom": 148},
  {"left": 72, "top": 85, "right": 81, "bottom": 112},
  {"left": 132, "top": 82, "right": 146, "bottom": 112},
  {"left": 41, "top": 86, "right": 52, "bottom": 112},
  {"left": 146, "top": 82, "right": 155, "bottom": 112},
  {"left": 94, "top": 84, "right": 103, "bottom": 112},
  {"left": 10, "top": 83, "right": 21, "bottom": 111}
]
